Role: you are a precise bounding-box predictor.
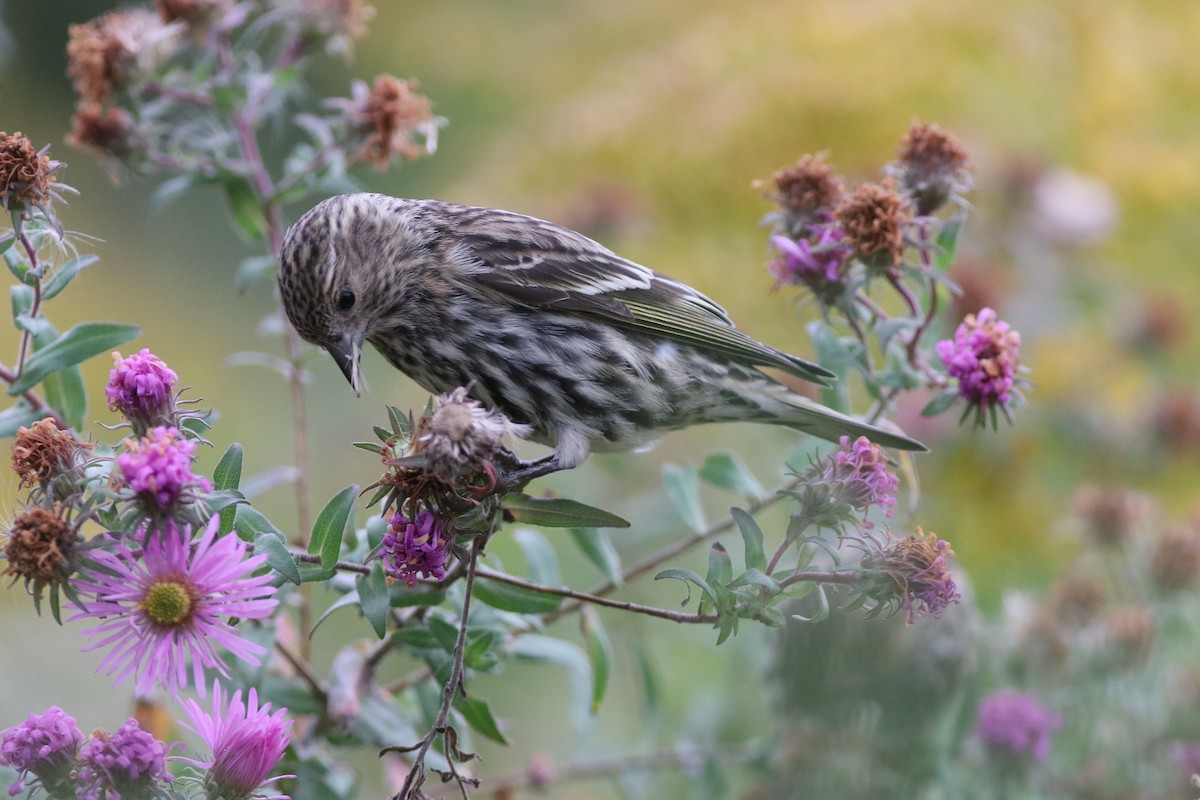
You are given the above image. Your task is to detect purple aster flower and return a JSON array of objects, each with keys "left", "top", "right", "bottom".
[
  {"left": 117, "top": 426, "right": 212, "bottom": 509},
  {"left": 975, "top": 689, "right": 1062, "bottom": 763},
  {"left": 76, "top": 719, "right": 170, "bottom": 800},
  {"left": 936, "top": 308, "right": 1024, "bottom": 424},
  {"left": 0, "top": 706, "right": 84, "bottom": 797},
  {"left": 106, "top": 349, "right": 178, "bottom": 432},
  {"left": 769, "top": 222, "right": 852, "bottom": 301},
  {"left": 828, "top": 435, "right": 899, "bottom": 518},
  {"left": 177, "top": 681, "right": 293, "bottom": 800},
  {"left": 71, "top": 517, "right": 278, "bottom": 698},
  {"left": 1170, "top": 741, "right": 1200, "bottom": 780},
  {"left": 862, "top": 529, "right": 961, "bottom": 624},
  {"left": 379, "top": 510, "right": 451, "bottom": 587}
]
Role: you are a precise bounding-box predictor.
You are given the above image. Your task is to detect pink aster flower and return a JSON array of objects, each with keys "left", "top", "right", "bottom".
[
  {"left": 379, "top": 510, "right": 451, "bottom": 587},
  {"left": 106, "top": 348, "right": 178, "bottom": 432},
  {"left": 769, "top": 222, "right": 851, "bottom": 303},
  {"left": 828, "top": 435, "right": 899, "bottom": 518},
  {"left": 117, "top": 426, "right": 212, "bottom": 509},
  {"left": 76, "top": 719, "right": 170, "bottom": 800},
  {"left": 71, "top": 517, "right": 278, "bottom": 698},
  {"left": 975, "top": 689, "right": 1061, "bottom": 764},
  {"left": 0, "top": 706, "right": 83, "bottom": 797},
  {"left": 936, "top": 308, "right": 1024, "bottom": 425},
  {"left": 177, "top": 681, "right": 293, "bottom": 800}
]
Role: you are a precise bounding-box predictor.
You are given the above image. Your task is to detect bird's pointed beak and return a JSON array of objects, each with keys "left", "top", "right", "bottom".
[{"left": 326, "top": 331, "right": 364, "bottom": 397}]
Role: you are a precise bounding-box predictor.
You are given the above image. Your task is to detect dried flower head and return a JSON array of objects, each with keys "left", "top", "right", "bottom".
[
  {"left": 761, "top": 154, "right": 845, "bottom": 223},
  {"left": 863, "top": 529, "right": 960, "bottom": 624},
  {"left": 11, "top": 417, "right": 90, "bottom": 489},
  {"left": 1105, "top": 606, "right": 1155, "bottom": 667},
  {"left": 2, "top": 506, "right": 76, "bottom": 587},
  {"left": 1152, "top": 388, "right": 1200, "bottom": 454},
  {"left": 975, "top": 689, "right": 1061, "bottom": 764},
  {"left": 347, "top": 74, "right": 437, "bottom": 168},
  {"left": 888, "top": 121, "right": 972, "bottom": 215},
  {"left": 1071, "top": 485, "right": 1147, "bottom": 548},
  {"left": 379, "top": 510, "right": 452, "bottom": 587},
  {"left": 76, "top": 719, "right": 170, "bottom": 800},
  {"left": 935, "top": 308, "right": 1024, "bottom": 425},
  {"left": 1050, "top": 572, "right": 1106, "bottom": 625},
  {"left": 0, "top": 706, "right": 85, "bottom": 798},
  {"left": 276, "top": 0, "right": 375, "bottom": 53},
  {"left": 415, "top": 386, "right": 531, "bottom": 482},
  {"left": 1150, "top": 523, "right": 1200, "bottom": 592},
  {"left": 0, "top": 132, "right": 58, "bottom": 212},
  {"left": 67, "top": 102, "right": 138, "bottom": 160},
  {"left": 66, "top": 11, "right": 154, "bottom": 103},
  {"left": 834, "top": 181, "right": 913, "bottom": 267},
  {"left": 155, "top": 0, "right": 230, "bottom": 26}
]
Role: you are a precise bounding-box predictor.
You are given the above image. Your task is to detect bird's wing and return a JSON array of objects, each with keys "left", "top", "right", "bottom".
[{"left": 447, "top": 209, "right": 835, "bottom": 385}]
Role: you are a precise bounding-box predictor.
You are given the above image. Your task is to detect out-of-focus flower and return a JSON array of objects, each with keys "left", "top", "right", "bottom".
[
  {"left": 1152, "top": 388, "right": 1200, "bottom": 455},
  {"left": 862, "top": 529, "right": 960, "bottom": 624},
  {"left": 0, "top": 706, "right": 84, "bottom": 798},
  {"left": 116, "top": 426, "right": 212, "bottom": 510},
  {"left": 66, "top": 10, "right": 172, "bottom": 104},
  {"left": 975, "top": 689, "right": 1061, "bottom": 763},
  {"left": 1050, "top": 572, "right": 1106, "bottom": 625},
  {"left": 759, "top": 153, "right": 845, "bottom": 232},
  {"left": 68, "top": 102, "right": 139, "bottom": 161},
  {"left": 2, "top": 506, "right": 76, "bottom": 588},
  {"left": 1029, "top": 168, "right": 1118, "bottom": 248},
  {"left": 0, "top": 132, "right": 60, "bottom": 212},
  {"left": 11, "top": 417, "right": 91, "bottom": 490},
  {"left": 274, "top": 0, "right": 375, "bottom": 54},
  {"left": 414, "top": 386, "right": 530, "bottom": 482},
  {"left": 71, "top": 518, "right": 278, "bottom": 697},
  {"left": 342, "top": 74, "right": 438, "bottom": 168},
  {"left": 1151, "top": 523, "right": 1200, "bottom": 592},
  {"left": 178, "top": 682, "right": 293, "bottom": 800},
  {"left": 834, "top": 181, "right": 912, "bottom": 268},
  {"left": 155, "top": 0, "right": 231, "bottom": 26},
  {"left": 886, "top": 121, "right": 972, "bottom": 215},
  {"left": 1071, "top": 484, "right": 1148, "bottom": 548},
  {"left": 935, "top": 308, "right": 1024, "bottom": 425},
  {"left": 378, "top": 510, "right": 451, "bottom": 587},
  {"left": 106, "top": 349, "right": 179, "bottom": 432},
  {"left": 1104, "top": 606, "right": 1155, "bottom": 667},
  {"left": 76, "top": 719, "right": 170, "bottom": 800},
  {"left": 1170, "top": 741, "right": 1200, "bottom": 786}
]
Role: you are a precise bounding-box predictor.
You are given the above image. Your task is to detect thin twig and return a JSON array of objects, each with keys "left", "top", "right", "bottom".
[{"left": 274, "top": 639, "right": 329, "bottom": 704}]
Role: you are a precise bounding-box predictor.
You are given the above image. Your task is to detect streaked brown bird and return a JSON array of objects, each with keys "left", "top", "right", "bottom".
[{"left": 278, "top": 194, "right": 925, "bottom": 478}]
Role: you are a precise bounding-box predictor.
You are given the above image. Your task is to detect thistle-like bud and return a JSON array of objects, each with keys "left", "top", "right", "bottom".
[
  {"left": 106, "top": 349, "right": 179, "bottom": 434},
  {"left": 415, "top": 386, "right": 532, "bottom": 482},
  {"left": 759, "top": 153, "right": 845, "bottom": 235},
  {"left": 11, "top": 417, "right": 92, "bottom": 496},
  {"left": 0, "top": 706, "right": 85, "bottom": 798},
  {"left": 886, "top": 121, "right": 972, "bottom": 216},
  {"left": 76, "top": 720, "right": 170, "bottom": 800}
]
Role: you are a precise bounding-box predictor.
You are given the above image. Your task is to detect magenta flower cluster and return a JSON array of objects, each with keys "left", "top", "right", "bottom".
[
  {"left": 901, "top": 535, "right": 960, "bottom": 623},
  {"left": 76, "top": 718, "right": 169, "bottom": 800},
  {"left": 769, "top": 223, "right": 851, "bottom": 299},
  {"left": 0, "top": 706, "right": 83, "bottom": 797},
  {"left": 975, "top": 689, "right": 1062, "bottom": 763},
  {"left": 830, "top": 435, "right": 900, "bottom": 518},
  {"left": 936, "top": 308, "right": 1022, "bottom": 409},
  {"left": 106, "top": 348, "right": 178, "bottom": 427},
  {"left": 380, "top": 510, "right": 451, "bottom": 587},
  {"left": 116, "top": 425, "right": 212, "bottom": 507}
]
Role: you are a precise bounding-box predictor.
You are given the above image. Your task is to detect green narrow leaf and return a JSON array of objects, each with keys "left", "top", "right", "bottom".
[
  {"left": 234, "top": 504, "right": 284, "bottom": 543},
  {"left": 473, "top": 577, "right": 563, "bottom": 614},
  {"left": 356, "top": 561, "right": 390, "bottom": 639},
  {"left": 308, "top": 484, "right": 358, "bottom": 567},
  {"left": 42, "top": 254, "right": 99, "bottom": 301},
  {"left": 254, "top": 532, "right": 301, "bottom": 585},
  {"left": 10, "top": 284, "right": 33, "bottom": 323},
  {"left": 662, "top": 464, "right": 705, "bottom": 532},
  {"left": 0, "top": 402, "right": 42, "bottom": 436},
  {"left": 310, "top": 591, "right": 362, "bottom": 633},
  {"left": 220, "top": 176, "right": 268, "bottom": 241},
  {"left": 634, "top": 646, "right": 661, "bottom": 720},
  {"left": 935, "top": 213, "right": 965, "bottom": 271},
  {"left": 234, "top": 255, "right": 277, "bottom": 294},
  {"left": 921, "top": 388, "right": 961, "bottom": 417},
  {"left": 581, "top": 608, "right": 613, "bottom": 712},
  {"left": 807, "top": 320, "right": 852, "bottom": 413},
  {"left": 729, "top": 508, "right": 767, "bottom": 572},
  {"left": 507, "top": 635, "right": 594, "bottom": 728},
  {"left": 453, "top": 696, "right": 508, "bottom": 744},
  {"left": 706, "top": 543, "right": 733, "bottom": 588},
  {"left": 8, "top": 322, "right": 140, "bottom": 395},
  {"left": 502, "top": 494, "right": 630, "bottom": 529},
  {"left": 513, "top": 529, "right": 560, "bottom": 586},
  {"left": 791, "top": 584, "right": 830, "bottom": 623},
  {"left": 213, "top": 443, "right": 244, "bottom": 535},
  {"left": 699, "top": 452, "right": 764, "bottom": 500},
  {"left": 34, "top": 329, "right": 86, "bottom": 430},
  {"left": 569, "top": 527, "right": 622, "bottom": 586},
  {"left": 654, "top": 568, "right": 717, "bottom": 608},
  {"left": 463, "top": 630, "right": 498, "bottom": 670}
]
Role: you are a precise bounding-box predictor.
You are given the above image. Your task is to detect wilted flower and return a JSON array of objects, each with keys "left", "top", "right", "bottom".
[
  {"left": 11, "top": 417, "right": 91, "bottom": 490},
  {"left": 66, "top": 10, "right": 171, "bottom": 104},
  {"left": 379, "top": 510, "right": 451, "bottom": 587},
  {"left": 274, "top": 0, "right": 375, "bottom": 53},
  {"left": 155, "top": 0, "right": 230, "bottom": 26},
  {"left": 106, "top": 349, "right": 179, "bottom": 432},
  {"left": 886, "top": 121, "right": 972, "bottom": 215},
  {"left": 76, "top": 719, "right": 170, "bottom": 800},
  {"left": 768, "top": 223, "right": 852, "bottom": 303},
  {"left": 936, "top": 308, "right": 1024, "bottom": 425},
  {"left": 72, "top": 518, "right": 278, "bottom": 697},
  {"left": 0, "top": 706, "right": 84, "bottom": 798},
  {"left": 1150, "top": 523, "right": 1200, "bottom": 592},
  {"left": 975, "top": 689, "right": 1061, "bottom": 763},
  {"left": 1104, "top": 606, "right": 1155, "bottom": 667},
  {"left": 1071, "top": 484, "right": 1147, "bottom": 548},
  {"left": 1050, "top": 572, "right": 1106, "bottom": 625},
  {"left": 834, "top": 181, "right": 913, "bottom": 267},
  {"left": 415, "top": 386, "right": 531, "bottom": 482},
  {"left": 759, "top": 153, "right": 845, "bottom": 232},
  {"left": 68, "top": 102, "right": 139, "bottom": 160},
  {"left": 117, "top": 426, "right": 211, "bottom": 511},
  {"left": 343, "top": 74, "right": 438, "bottom": 168},
  {"left": 178, "top": 682, "right": 293, "bottom": 800},
  {"left": 0, "top": 132, "right": 59, "bottom": 212},
  {"left": 792, "top": 436, "right": 900, "bottom": 531},
  {"left": 862, "top": 529, "right": 960, "bottom": 624},
  {"left": 2, "top": 506, "right": 76, "bottom": 588}
]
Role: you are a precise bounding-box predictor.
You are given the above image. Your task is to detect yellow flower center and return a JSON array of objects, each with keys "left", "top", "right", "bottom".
[{"left": 141, "top": 579, "right": 193, "bottom": 626}]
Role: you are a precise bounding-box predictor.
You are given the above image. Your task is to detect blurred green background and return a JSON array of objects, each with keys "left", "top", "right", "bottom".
[{"left": 3, "top": 0, "right": 1200, "bottom": 792}]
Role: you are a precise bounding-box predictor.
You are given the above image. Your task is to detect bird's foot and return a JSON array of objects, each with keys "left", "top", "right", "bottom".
[{"left": 493, "top": 455, "right": 567, "bottom": 494}]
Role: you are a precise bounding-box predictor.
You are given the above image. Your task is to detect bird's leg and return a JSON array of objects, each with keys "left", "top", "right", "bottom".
[{"left": 493, "top": 455, "right": 569, "bottom": 493}]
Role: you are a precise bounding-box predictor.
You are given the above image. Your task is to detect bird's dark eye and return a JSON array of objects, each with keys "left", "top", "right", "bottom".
[{"left": 337, "top": 288, "right": 356, "bottom": 312}]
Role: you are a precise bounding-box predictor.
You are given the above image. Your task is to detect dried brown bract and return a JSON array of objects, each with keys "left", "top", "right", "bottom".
[
  {"left": 834, "top": 181, "right": 913, "bottom": 267},
  {"left": 0, "top": 132, "right": 56, "bottom": 211}
]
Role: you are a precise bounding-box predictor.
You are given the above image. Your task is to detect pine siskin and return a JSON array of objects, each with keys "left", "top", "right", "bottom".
[{"left": 278, "top": 194, "right": 925, "bottom": 476}]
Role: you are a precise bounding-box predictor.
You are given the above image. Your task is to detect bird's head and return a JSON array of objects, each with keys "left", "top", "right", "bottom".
[{"left": 279, "top": 193, "right": 425, "bottom": 396}]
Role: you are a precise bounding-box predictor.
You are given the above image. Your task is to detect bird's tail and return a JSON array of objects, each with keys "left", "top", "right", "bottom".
[{"left": 776, "top": 392, "right": 928, "bottom": 452}]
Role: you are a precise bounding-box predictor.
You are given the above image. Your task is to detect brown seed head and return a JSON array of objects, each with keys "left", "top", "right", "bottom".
[
  {"left": 1072, "top": 485, "right": 1147, "bottom": 547},
  {"left": 0, "top": 132, "right": 56, "bottom": 211},
  {"left": 67, "top": 103, "right": 138, "bottom": 159},
  {"left": 67, "top": 13, "right": 136, "bottom": 103},
  {"left": 11, "top": 418, "right": 90, "bottom": 488},
  {"left": 416, "top": 387, "right": 530, "bottom": 482},
  {"left": 762, "top": 153, "right": 845, "bottom": 218},
  {"left": 893, "top": 121, "right": 971, "bottom": 215},
  {"left": 352, "top": 75, "right": 435, "bottom": 168},
  {"left": 1050, "top": 573, "right": 1106, "bottom": 625},
  {"left": 1150, "top": 523, "right": 1200, "bottom": 592},
  {"left": 155, "top": 0, "right": 229, "bottom": 26},
  {"left": 1105, "top": 606, "right": 1155, "bottom": 667},
  {"left": 834, "top": 181, "right": 913, "bottom": 267},
  {"left": 2, "top": 506, "right": 75, "bottom": 585}
]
